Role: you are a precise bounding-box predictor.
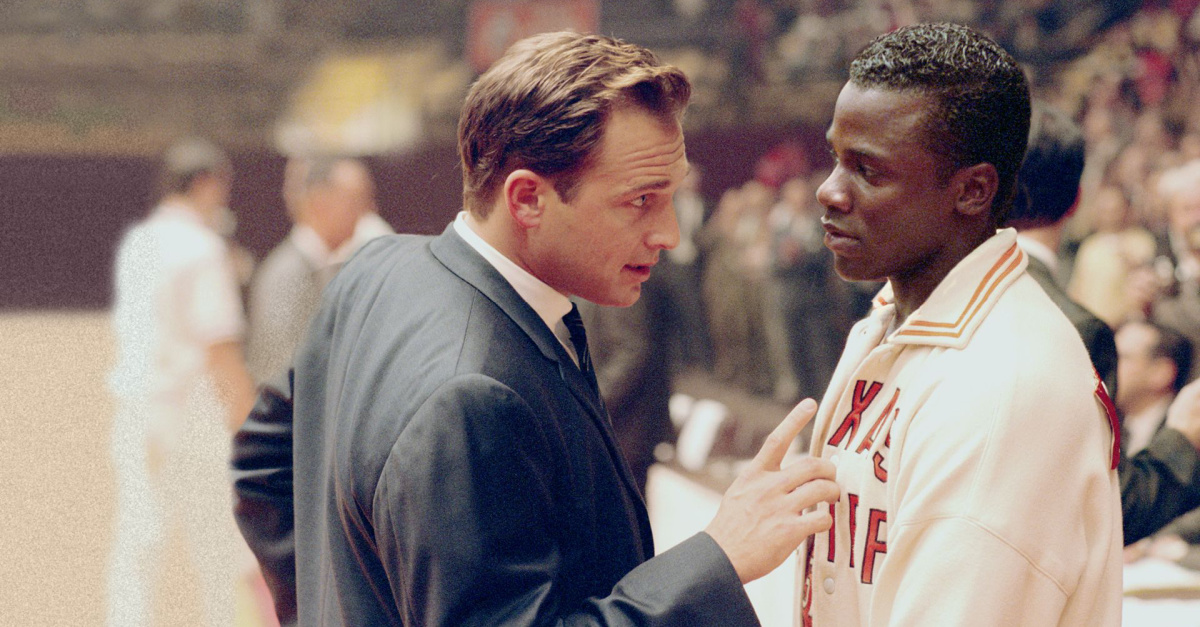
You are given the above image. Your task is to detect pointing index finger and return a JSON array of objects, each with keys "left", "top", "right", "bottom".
[{"left": 752, "top": 398, "right": 818, "bottom": 472}]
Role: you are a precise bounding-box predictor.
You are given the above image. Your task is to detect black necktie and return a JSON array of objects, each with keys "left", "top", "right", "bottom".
[{"left": 561, "top": 304, "right": 599, "bottom": 395}]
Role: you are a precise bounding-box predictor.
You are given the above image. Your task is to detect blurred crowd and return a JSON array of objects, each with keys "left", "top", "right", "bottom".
[
  {"left": 658, "top": 0, "right": 1200, "bottom": 389},
  {"left": 647, "top": 0, "right": 1200, "bottom": 573},
  {"left": 663, "top": 166, "right": 861, "bottom": 404}
]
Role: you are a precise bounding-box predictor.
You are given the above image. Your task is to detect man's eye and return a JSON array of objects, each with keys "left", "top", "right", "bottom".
[{"left": 631, "top": 195, "right": 650, "bottom": 208}]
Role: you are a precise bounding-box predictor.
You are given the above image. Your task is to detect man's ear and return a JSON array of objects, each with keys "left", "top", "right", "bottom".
[
  {"left": 503, "top": 169, "right": 550, "bottom": 228},
  {"left": 953, "top": 162, "right": 999, "bottom": 219}
]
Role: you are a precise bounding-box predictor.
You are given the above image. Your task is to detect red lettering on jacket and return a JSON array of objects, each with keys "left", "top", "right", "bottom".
[
  {"left": 1094, "top": 374, "right": 1120, "bottom": 470},
  {"left": 873, "top": 433, "right": 891, "bottom": 482},
  {"left": 847, "top": 493, "right": 859, "bottom": 569},
  {"left": 826, "top": 501, "right": 837, "bottom": 563},
  {"left": 856, "top": 389, "right": 899, "bottom": 454},
  {"left": 862, "top": 509, "right": 888, "bottom": 585},
  {"left": 828, "top": 380, "right": 883, "bottom": 448}
]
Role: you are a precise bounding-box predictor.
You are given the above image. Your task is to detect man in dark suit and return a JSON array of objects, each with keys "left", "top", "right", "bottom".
[
  {"left": 247, "top": 157, "right": 382, "bottom": 383},
  {"left": 1010, "top": 103, "right": 1200, "bottom": 544},
  {"left": 232, "top": 31, "right": 839, "bottom": 626}
]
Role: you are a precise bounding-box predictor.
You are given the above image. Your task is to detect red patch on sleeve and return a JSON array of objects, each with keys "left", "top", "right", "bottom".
[{"left": 1094, "top": 372, "right": 1120, "bottom": 470}]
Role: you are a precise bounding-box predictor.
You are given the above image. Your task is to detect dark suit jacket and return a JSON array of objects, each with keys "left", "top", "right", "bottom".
[
  {"left": 232, "top": 226, "right": 758, "bottom": 626},
  {"left": 247, "top": 236, "right": 324, "bottom": 383},
  {"left": 1025, "top": 253, "right": 1200, "bottom": 543}
]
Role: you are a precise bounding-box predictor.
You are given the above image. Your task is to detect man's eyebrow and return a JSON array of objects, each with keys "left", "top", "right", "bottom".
[
  {"left": 829, "top": 142, "right": 883, "bottom": 162},
  {"left": 629, "top": 179, "right": 674, "bottom": 193}
]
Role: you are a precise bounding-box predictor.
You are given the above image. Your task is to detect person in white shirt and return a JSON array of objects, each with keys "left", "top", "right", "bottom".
[{"left": 107, "top": 137, "right": 257, "bottom": 626}]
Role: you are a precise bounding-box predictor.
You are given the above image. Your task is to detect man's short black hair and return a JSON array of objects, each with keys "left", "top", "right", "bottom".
[
  {"left": 1008, "top": 103, "right": 1086, "bottom": 229},
  {"left": 1149, "top": 322, "right": 1194, "bottom": 394},
  {"left": 849, "top": 22, "right": 1031, "bottom": 225}
]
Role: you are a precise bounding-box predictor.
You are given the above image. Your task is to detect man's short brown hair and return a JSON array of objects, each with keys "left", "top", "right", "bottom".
[{"left": 458, "top": 31, "right": 691, "bottom": 217}]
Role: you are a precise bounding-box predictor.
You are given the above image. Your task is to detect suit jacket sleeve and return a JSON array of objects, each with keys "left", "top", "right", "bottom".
[
  {"left": 1121, "top": 427, "right": 1200, "bottom": 544},
  {"left": 373, "top": 374, "right": 757, "bottom": 626},
  {"left": 232, "top": 368, "right": 299, "bottom": 625},
  {"left": 1078, "top": 316, "right": 1118, "bottom": 402}
]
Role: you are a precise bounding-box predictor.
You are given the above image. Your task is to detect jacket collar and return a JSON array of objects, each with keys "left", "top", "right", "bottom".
[
  {"left": 429, "top": 226, "right": 646, "bottom": 505},
  {"left": 431, "top": 224, "right": 566, "bottom": 365},
  {"left": 875, "top": 228, "right": 1027, "bottom": 350},
  {"left": 432, "top": 223, "right": 604, "bottom": 410}
]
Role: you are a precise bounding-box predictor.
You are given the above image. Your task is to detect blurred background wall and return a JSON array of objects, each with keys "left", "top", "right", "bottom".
[
  {"left": 2, "top": 0, "right": 1171, "bottom": 309},
  {"left": 0, "top": 0, "right": 858, "bottom": 309}
]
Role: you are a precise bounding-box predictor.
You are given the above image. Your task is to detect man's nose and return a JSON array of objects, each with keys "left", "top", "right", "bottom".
[
  {"left": 649, "top": 203, "right": 681, "bottom": 250},
  {"left": 816, "top": 169, "right": 849, "bottom": 213}
]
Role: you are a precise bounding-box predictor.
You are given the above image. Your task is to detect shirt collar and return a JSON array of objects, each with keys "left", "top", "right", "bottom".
[
  {"left": 453, "top": 212, "right": 574, "bottom": 339},
  {"left": 154, "top": 199, "right": 207, "bottom": 227},
  {"left": 1015, "top": 233, "right": 1057, "bottom": 274},
  {"left": 289, "top": 224, "right": 333, "bottom": 268},
  {"left": 875, "top": 228, "right": 1027, "bottom": 349}
]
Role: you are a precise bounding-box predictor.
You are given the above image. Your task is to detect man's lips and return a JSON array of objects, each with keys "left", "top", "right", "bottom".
[
  {"left": 624, "top": 262, "right": 656, "bottom": 276},
  {"left": 822, "top": 220, "right": 858, "bottom": 252},
  {"left": 821, "top": 219, "right": 854, "bottom": 238}
]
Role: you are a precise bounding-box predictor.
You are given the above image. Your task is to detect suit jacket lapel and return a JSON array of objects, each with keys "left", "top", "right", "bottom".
[
  {"left": 429, "top": 226, "right": 648, "bottom": 512},
  {"left": 1024, "top": 255, "right": 1058, "bottom": 289}
]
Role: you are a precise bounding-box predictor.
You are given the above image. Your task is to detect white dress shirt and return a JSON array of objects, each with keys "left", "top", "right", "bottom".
[{"left": 453, "top": 212, "right": 580, "bottom": 364}]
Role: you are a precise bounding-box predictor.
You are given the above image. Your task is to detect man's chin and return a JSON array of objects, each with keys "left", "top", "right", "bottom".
[
  {"left": 587, "top": 286, "right": 641, "bottom": 308},
  {"left": 833, "top": 260, "right": 876, "bottom": 283}
]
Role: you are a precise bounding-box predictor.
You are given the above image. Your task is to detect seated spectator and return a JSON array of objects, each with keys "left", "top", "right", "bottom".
[
  {"left": 1068, "top": 183, "right": 1157, "bottom": 326},
  {"left": 1117, "top": 320, "right": 1200, "bottom": 563},
  {"left": 1116, "top": 320, "right": 1193, "bottom": 456},
  {"left": 1151, "top": 160, "right": 1200, "bottom": 380}
]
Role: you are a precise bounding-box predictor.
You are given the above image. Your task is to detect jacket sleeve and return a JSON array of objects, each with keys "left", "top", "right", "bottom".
[
  {"left": 1121, "top": 427, "right": 1200, "bottom": 544},
  {"left": 372, "top": 374, "right": 758, "bottom": 627},
  {"left": 231, "top": 368, "right": 298, "bottom": 626}
]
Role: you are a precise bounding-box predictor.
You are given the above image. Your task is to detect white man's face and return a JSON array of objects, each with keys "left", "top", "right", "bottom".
[
  {"left": 312, "top": 164, "right": 376, "bottom": 249},
  {"left": 1115, "top": 322, "right": 1173, "bottom": 412},
  {"left": 526, "top": 107, "right": 688, "bottom": 307}
]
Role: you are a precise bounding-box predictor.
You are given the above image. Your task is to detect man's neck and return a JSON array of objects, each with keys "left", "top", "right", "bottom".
[
  {"left": 1018, "top": 223, "right": 1061, "bottom": 256},
  {"left": 164, "top": 193, "right": 214, "bottom": 224},
  {"left": 465, "top": 210, "right": 538, "bottom": 279},
  {"left": 892, "top": 226, "right": 993, "bottom": 324},
  {"left": 302, "top": 217, "right": 350, "bottom": 253}
]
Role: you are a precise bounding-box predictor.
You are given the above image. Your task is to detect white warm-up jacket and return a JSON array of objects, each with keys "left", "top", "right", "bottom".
[{"left": 797, "top": 228, "right": 1122, "bottom": 626}]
